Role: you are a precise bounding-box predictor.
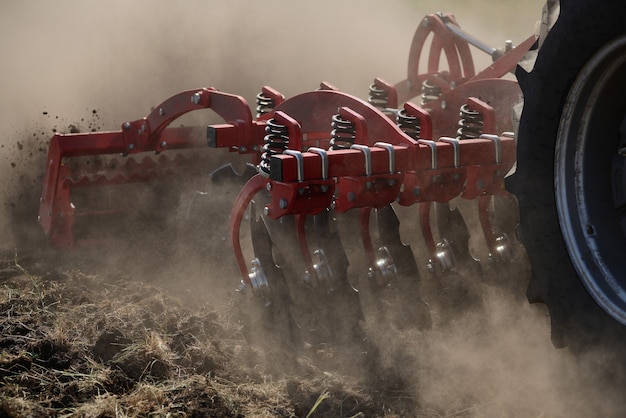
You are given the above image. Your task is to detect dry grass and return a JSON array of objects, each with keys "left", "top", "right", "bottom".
[{"left": 1, "top": 249, "right": 415, "bottom": 417}]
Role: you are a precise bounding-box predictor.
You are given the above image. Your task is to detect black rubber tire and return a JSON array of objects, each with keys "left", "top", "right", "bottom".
[{"left": 511, "top": 0, "right": 626, "bottom": 350}]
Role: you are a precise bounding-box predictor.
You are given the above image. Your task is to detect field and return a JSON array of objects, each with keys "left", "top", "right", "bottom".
[{"left": 2, "top": 1, "right": 626, "bottom": 416}]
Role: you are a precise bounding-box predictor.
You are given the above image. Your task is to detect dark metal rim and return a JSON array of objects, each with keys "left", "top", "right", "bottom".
[{"left": 555, "top": 35, "right": 626, "bottom": 325}]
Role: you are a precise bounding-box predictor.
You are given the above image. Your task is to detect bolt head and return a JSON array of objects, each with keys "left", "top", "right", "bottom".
[
  {"left": 279, "top": 198, "right": 288, "bottom": 209},
  {"left": 263, "top": 206, "right": 270, "bottom": 216},
  {"left": 441, "top": 101, "right": 447, "bottom": 110},
  {"left": 123, "top": 122, "right": 131, "bottom": 130}
]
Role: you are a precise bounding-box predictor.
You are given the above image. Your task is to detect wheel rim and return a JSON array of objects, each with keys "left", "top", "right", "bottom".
[{"left": 555, "top": 35, "right": 626, "bottom": 325}]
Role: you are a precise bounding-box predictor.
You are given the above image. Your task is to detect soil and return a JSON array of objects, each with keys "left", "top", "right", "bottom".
[
  {"left": 0, "top": 248, "right": 407, "bottom": 418},
  {"left": 2, "top": 107, "right": 626, "bottom": 418}
]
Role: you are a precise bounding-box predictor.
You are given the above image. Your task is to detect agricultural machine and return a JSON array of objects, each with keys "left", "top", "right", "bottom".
[{"left": 37, "top": 0, "right": 626, "bottom": 351}]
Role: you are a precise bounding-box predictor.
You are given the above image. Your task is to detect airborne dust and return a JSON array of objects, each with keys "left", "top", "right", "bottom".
[{"left": 1, "top": 0, "right": 625, "bottom": 416}]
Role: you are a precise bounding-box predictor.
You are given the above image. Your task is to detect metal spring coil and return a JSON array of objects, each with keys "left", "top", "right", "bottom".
[
  {"left": 255, "top": 91, "right": 275, "bottom": 118},
  {"left": 368, "top": 83, "right": 388, "bottom": 110},
  {"left": 456, "top": 104, "right": 484, "bottom": 139},
  {"left": 329, "top": 113, "right": 356, "bottom": 150},
  {"left": 396, "top": 108, "right": 421, "bottom": 139},
  {"left": 421, "top": 80, "right": 442, "bottom": 105},
  {"left": 258, "top": 118, "right": 289, "bottom": 176}
]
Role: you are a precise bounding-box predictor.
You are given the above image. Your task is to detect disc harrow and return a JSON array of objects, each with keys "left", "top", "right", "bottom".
[{"left": 39, "top": 13, "right": 534, "bottom": 351}]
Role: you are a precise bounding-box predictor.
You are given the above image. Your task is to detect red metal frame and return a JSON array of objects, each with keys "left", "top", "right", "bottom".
[
  {"left": 40, "top": 88, "right": 264, "bottom": 247},
  {"left": 39, "top": 13, "right": 535, "bottom": 291},
  {"left": 224, "top": 88, "right": 516, "bottom": 292}
]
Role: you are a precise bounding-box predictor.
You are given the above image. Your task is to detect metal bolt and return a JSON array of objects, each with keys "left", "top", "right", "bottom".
[
  {"left": 432, "top": 175, "right": 441, "bottom": 183},
  {"left": 366, "top": 181, "right": 373, "bottom": 189},
  {"left": 266, "top": 183, "right": 272, "bottom": 191},
  {"left": 191, "top": 92, "right": 201, "bottom": 105},
  {"left": 263, "top": 206, "right": 270, "bottom": 216},
  {"left": 413, "top": 186, "right": 421, "bottom": 196},
  {"left": 123, "top": 122, "right": 131, "bottom": 130},
  {"left": 586, "top": 224, "right": 596, "bottom": 236},
  {"left": 505, "top": 40, "right": 513, "bottom": 52},
  {"left": 240, "top": 146, "right": 247, "bottom": 153},
  {"left": 387, "top": 179, "right": 396, "bottom": 186},
  {"left": 160, "top": 141, "right": 167, "bottom": 148},
  {"left": 279, "top": 198, "right": 288, "bottom": 209},
  {"left": 321, "top": 185, "right": 329, "bottom": 193},
  {"left": 298, "top": 188, "right": 305, "bottom": 195},
  {"left": 347, "top": 191, "right": 356, "bottom": 202},
  {"left": 476, "top": 180, "right": 484, "bottom": 190},
  {"left": 236, "top": 281, "right": 248, "bottom": 294},
  {"left": 422, "top": 17, "right": 430, "bottom": 27},
  {"left": 128, "top": 144, "right": 135, "bottom": 150},
  {"left": 159, "top": 108, "right": 164, "bottom": 116},
  {"left": 441, "top": 101, "right": 447, "bottom": 110},
  {"left": 450, "top": 81, "right": 457, "bottom": 89}
]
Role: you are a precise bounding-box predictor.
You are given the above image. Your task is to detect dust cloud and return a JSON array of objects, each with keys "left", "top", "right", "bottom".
[{"left": 2, "top": 0, "right": 624, "bottom": 416}]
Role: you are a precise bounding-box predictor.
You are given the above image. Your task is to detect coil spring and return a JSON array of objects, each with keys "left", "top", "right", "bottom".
[
  {"left": 259, "top": 118, "right": 289, "bottom": 176},
  {"left": 256, "top": 91, "right": 275, "bottom": 118},
  {"left": 456, "top": 104, "right": 484, "bottom": 139},
  {"left": 368, "top": 83, "right": 388, "bottom": 110},
  {"left": 396, "top": 108, "right": 421, "bottom": 140},
  {"left": 330, "top": 113, "right": 356, "bottom": 150},
  {"left": 421, "top": 80, "right": 442, "bottom": 105}
]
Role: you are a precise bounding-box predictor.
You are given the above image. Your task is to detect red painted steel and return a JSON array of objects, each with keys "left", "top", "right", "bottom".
[{"left": 38, "top": 11, "right": 533, "bottom": 296}]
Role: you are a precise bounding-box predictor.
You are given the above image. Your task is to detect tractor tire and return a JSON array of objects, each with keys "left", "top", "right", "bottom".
[{"left": 511, "top": 0, "right": 626, "bottom": 350}]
